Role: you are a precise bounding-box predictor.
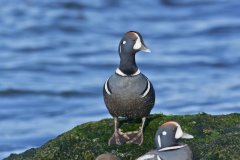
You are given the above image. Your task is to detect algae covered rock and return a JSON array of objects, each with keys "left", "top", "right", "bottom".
[{"left": 5, "top": 113, "right": 240, "bottom": 160}]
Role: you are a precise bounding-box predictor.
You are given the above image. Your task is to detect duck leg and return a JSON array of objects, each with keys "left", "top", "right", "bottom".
[
  {"left": 126, "top": 117, "right": 146, "bottom": 145},
  {"left": 108, "top": 117, "right": 129, "bottom": 145}
]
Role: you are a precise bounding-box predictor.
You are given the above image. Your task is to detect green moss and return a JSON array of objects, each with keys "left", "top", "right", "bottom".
[{"left": 5, "top": 113, "right": 240, "bottom": 160}]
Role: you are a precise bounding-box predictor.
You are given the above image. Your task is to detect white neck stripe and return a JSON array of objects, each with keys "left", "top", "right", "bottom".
[
  {"left": 132, "top": 69, "right": 141, "bottom": 76},
  {"left": 158, "top": 145, "right": 186, "bottom": 151},
  {"left": 115, "top": 68, "right": 140, "bottom": 76}
]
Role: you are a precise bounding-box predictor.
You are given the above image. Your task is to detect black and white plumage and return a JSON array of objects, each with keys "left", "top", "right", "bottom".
[
  {"left": 103, "top": 31, "right": 155, "bottom": 145},
  {"left": 137, "top": 121, "right": 194, "bottom": 160},
  {"left": 104, "top": 72, "right": 154, "bottom": 119}
]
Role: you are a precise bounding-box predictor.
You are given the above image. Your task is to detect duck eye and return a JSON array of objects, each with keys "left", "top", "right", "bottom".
[
  {"left": 122, "top": 41, "right": 126, "bottom": 44},
  {"left": 162, "top": 131, "right": 167, "bottom": 135}
]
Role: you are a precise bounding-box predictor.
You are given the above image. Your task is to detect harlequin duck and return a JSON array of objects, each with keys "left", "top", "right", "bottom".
[
  {"left": 137, "top": 121, "right": 194, "bottom": 160},
  {"left": 103, "top": 31, "right": 155, "bottom": 145}
]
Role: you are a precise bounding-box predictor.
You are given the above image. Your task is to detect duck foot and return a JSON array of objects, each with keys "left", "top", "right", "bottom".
[
  {"left": 126, "top": 117, "right": 146, "bottom": 145},
  {"left": 108, "top": 129, "right": 130, "bottom": 145},
  {"left": 126, "top": 129, "right": 144, "bottom": 145}
]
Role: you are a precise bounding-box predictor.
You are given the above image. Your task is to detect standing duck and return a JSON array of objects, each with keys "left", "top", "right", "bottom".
[
  {"left": 103, "top": 31, "right": 155, "bottom": 145},
  {"left": 137, "top": 121, "right": 194, "bottom": 160}
]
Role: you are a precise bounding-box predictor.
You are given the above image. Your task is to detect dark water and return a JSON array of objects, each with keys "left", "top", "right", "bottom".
[{"left": 1, "top": 0, "right": 240, "bottom": 158}]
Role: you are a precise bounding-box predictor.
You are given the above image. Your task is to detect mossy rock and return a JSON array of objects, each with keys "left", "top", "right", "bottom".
[{"left": 5, "top": 113, "right": 240, "bottom": 160}]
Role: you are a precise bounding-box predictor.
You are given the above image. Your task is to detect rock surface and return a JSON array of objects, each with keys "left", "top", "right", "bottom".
[{"left": 5, "top": 113, "right": 240, "bottom": 160}]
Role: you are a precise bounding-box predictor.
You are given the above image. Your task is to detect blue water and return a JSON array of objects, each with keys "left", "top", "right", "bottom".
[{"left": 1, "top": 0, "right": 240, "bottom": 158}]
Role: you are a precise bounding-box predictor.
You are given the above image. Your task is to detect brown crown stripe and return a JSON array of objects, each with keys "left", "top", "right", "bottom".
[
  {"left": 161, "top": 121, "right": 177, "bottom": 127},
  {"left": 127, "top": 32, "right": 138, "bottom": 37}
]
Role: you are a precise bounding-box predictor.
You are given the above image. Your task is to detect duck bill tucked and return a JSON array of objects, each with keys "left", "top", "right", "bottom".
[
  {"left": 140, "top": 44, "right": 151, "bottom": 53},
  {"left": 181, "top": 132, "right": 194, "bottom": 139}
]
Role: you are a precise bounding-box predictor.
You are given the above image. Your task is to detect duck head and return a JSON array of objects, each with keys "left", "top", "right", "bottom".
[
  {"left": 155, "top": 121, "right": 194, "bottom": 149},
  {"left": 118, "top": 31, "right": 150, "bottom": 75}
]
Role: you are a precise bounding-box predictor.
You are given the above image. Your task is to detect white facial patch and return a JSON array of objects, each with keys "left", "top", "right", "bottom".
[
  {"left": 133, "top": 34, "right": 142, "bottom": 50},
  {"left": 175, "top": 122, "right": 183, "bottom": 139},
  {"left": 123, "top": 40, "right": 126, "bottom": 44},
  {"left": 162, "top": 131, "right": 167, "bottom": 136}
]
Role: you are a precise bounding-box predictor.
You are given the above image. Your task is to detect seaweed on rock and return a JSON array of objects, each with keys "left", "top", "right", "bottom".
[{"left": 5, "top": 113, "right": 240, "bottom": 160}]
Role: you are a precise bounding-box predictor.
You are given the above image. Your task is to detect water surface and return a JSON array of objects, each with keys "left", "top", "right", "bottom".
[{"left": 1, "top": 0, "right": 240, "bottom": 158}]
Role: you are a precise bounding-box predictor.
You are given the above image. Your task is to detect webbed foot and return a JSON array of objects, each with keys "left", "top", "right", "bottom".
[
  {"left": 108, "top": 129, "right": 130, "bottom": 145},
  {"left": 126, "top": 128, "right": 144, "bottom": 145}
]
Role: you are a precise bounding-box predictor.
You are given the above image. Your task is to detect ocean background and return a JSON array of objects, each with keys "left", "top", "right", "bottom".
[{"left": 1, "top": 0, "right": 240, "bottom": 158}]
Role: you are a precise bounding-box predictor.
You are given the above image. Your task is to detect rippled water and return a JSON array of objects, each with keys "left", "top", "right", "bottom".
[{"left": 1, "top": 0, "right": 240, "bottom": 158}]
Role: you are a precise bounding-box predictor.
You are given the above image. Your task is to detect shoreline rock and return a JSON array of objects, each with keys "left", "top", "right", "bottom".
[{"left": 5, "top": 113, "right": 240, "bottom": 160}]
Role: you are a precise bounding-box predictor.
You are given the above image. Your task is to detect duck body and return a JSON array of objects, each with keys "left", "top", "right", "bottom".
[
  {"left": 137, "top": 145, "right": 192, "bottom": 160},
  {"left": 104, "top": 72, "right": 155, "bottom": 119},
  {"left": 137, "top": 121, "right": 194, "bottom": 160},
  {"left": 158, "top": 145, "right": 192, "bottom": 160}
]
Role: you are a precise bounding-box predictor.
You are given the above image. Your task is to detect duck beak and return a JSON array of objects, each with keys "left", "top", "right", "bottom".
[
  {"left": 181, "top": 132, "right": 194, "bottom": 139},
  {"left": 140, "top": 44, "right": 151, "bottom": 53}
]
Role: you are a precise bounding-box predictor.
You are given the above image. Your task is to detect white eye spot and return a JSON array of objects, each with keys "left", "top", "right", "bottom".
[
  {"left": 123, "top": 41, "right": 126, "bottom": 44},
  {"left": 162, "top": 131, "right": 167, "bottom": 135}
]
